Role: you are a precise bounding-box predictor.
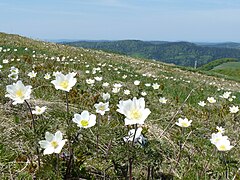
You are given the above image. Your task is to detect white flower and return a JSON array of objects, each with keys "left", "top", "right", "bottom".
[
  {"left": 5, "top": 80, "right": 32, "bottom": 105},
  {"left": 102, "top": 92, "right": 110, "bottom": 101},
  {"left": 175, "top": 118, "right": 192, "bottom": 127},
  {"left": 145, "top": 83, "right": 151, "bottom": 87},
  {"left": 94, "top": 76, "right": 102, "bottom": 81},
  {"left": 102, "top": 82, "right": 109, "bottom": 87},
  {"left": 159, "top": 97, "right": 167, "bottom": 104},
  {"left": 210, "top": 132, "right": 228, "bottom": 145},
  {"left": 220, "top": 92, "right": 231, "bottom": 99},
  {"left": 39, "top": 131, "right": 67, "bottom": 155},
  {"left": 134, "top": 80, "right": 140, "bottom": 86},
  {"left": 229, "top": 105, "right": 239, "bottom": 114},
  {"left": 94, "top": 102, "right": 110, "bottom": 115},
  {"left": 8, "top": 73, "right": 18, "bottom": 81},
  {"left": 207, "top": 97, "right": 216, "bottom": 104},
  {"left": 122, "top": 75, "right": 127, "bottom": 79},
  {"left": 141, "top": 92, "right": 147, "bottom": 96},
  {"left": 113, "top": 83, "right": 122, "bottom": 88},
  {"left": 51, "top": 72, "right": 77, "bottom": 92},
  {"left": 86, "top": 79, "right": 95, "bottom": 85},
  {"left": 28, "top": 71, "right": 37, "bottom": 78},
  {"left": 123, "top": 127, "right": 143, "bottom": 143},
  {"left": 72, "top": 110, "right": 96, "bottom": 128},
  {"left": 0, "top": 65, "right": 3, "bottom": 69},
  {"left": 198, "top": 101, "right": 206, "bottom": 107},
  {"left": 215, "top": 138, "right": 233, "bottom": 151},
  {"left": 124, "top": 90, "right": 131, "bottom": 95},
  {"left": 53, "top": 71, "right": 61, "bottom": 76},
  {"left": 216, "top": 126, "right": 225, "bottom": 134},
  {"left": 117, "top": 97, "right": 151, "bottom": 125},
  {"left": 44, "top": 73, "right": 51, "bottom": 80},
  {"left": 3, "top": 59, "right": 9, "bottom": 64},
  {"left": 32, "top": 106, "right": 47, "bottom": 115},
  {"left": 152, "top": 83, "right": 160, "bottom": 90},
  {"left": 112, "top": 87, "right": 120, "bottom": 93},
  {"left": 10, "top": 66, "right": 19, "bottom": 74}
]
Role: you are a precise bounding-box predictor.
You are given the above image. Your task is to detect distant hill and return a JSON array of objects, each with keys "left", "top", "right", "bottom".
[
  {"left": 63, "top": 40, "right": 240, "bottom": 67},
  {"left": 198, "top": 42, "right": 240, "bottom": 49}
]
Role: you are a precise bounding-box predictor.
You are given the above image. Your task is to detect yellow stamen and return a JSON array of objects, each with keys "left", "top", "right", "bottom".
[
  {"left": 60, "top": 80, "right": 69, "bottom": 89},
  {"left": 219, "top": 145, "right": 226, "bottom": 151},
  {"left": 80, "top": 120, "right": 89, "bottom": 127},
  {"left": 16, "top": 90, "right": 23, "bottom": 98},
  {"left": 130, "top": 109, "right": 141, "bottom": 120},
  {"left": 51, "top": 141, "right": 59, "bottom": 149}
]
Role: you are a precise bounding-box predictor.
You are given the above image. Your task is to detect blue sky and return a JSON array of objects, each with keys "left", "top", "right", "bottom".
[{"left": 0, "top": 0, "right": 240, "bottom": 42}]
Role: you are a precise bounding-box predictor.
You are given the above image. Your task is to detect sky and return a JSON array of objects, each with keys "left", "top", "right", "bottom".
[{"left": 0, "top": 0, "right": 240, "bottom": 42}]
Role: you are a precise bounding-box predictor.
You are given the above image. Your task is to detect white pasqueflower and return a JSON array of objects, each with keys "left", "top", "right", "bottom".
[
  {"left": 10, "top": 66, "right": 19, "bottom": 74},
  {"left": 112, "top": 87, "right": 120, "bottom": 93},
  {"left": 124, "top": 90, "right": 131, "bottom": 95},
  {"left": 123, "top": 127, "right": 143, "bottom": 143},
  {"left": 198, "top": 101, "right": 206, "bottom": 107},
  {"left": 113, "top": 83, "right": 122, "bottom": 88},
  {"left": 72, "top": 110, "right": 96, "bottom": 128},
  {"left": 141, "top": 92, "right": 147, "bottom": 96},
  {"left": 102, "top": 92, "right": 110, "bottom": 102},
  {"left": 8, "top": 73, "right": 18, "bottom": 81},
  {"left": 220, "top": 92, "right": 231, "bottom": 99},
  {"left": 44, "top": 73, "right": 51, "bottom": 80},
  {"left": 39, "top": 131, "right": 67, "bottom": 155},
  {"left": 32, "top": 106, "right": 47, "bottom": 115},
  {"left": 94, "top": 102, "right": 110, "bottom": 115},
  {"left": 27, "top": 71, "right": 37, "bottom": 78},
  {"left": 102, "top": 82, "right": 109, "bottom": 87},
  {"left": 152, "top": 83, "right": 160, "bottom": 90},
  {"left": 159, "top": 97, "right": 167, "bottom": 104},
  {"left": 207, "top": 97, "right": 216, "bottom": 104},
  {"left": 134, "top": 80, "right": 140, "bottom": 86},
  {"left": 229, "top": 105, "right": 239, "bottom": 114},
  {"left": 5, "top": 80, "right": 32, "bottom": 105},
  {"left": 86, "top": 79, "right": 95, "bottom": 85},
  {"left": 94, "top": 76, "right": 102, "bottom": 81},
  {"left": 215, "top": 138, "right": 233, "bottom": 151},
  {"left": 51, "top": 72, "right": 77, "bottom": 92},
  {"left": 210, "top": 132, "right": 228, "bottom": 145},
  {"left": 117, "top": 97, "right": 151, "bottom": 125},
  {"left": 216, "top": 126, "right": 225, "bottom": 134},
  {"left": 175, "top": 118, "right": 192, "bottom": 128}
]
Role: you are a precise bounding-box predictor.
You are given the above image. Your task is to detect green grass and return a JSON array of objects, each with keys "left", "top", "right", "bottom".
[{"left": 0, "top": 32, "right": 240, "bottom": 179}]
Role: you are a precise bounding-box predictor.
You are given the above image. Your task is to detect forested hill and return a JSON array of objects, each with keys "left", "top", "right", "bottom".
[{"left": 63, "top": 40, "right": 240, "bottom": 67}]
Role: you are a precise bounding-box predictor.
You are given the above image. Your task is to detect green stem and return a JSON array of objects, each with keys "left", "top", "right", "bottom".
[{"left": 25, "top": 100, "right": 41, "bottom": 168}]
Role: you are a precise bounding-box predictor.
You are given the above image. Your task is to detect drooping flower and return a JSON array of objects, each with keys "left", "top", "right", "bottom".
[
  {"left": 32, "top": 106, "right": 47, "bottom": 115},
  {"left": 117, "top": 97, "right": 151, "bottom": 125},
  {"left": 5, "top": 80, "right": 32, "bottom": 105},
  {"left": 39, "top": 131, "right": 67, "bottom": 155},
  {"left": 94, "top": 102, "right": 110, "bottom": 115},
  {"left": 207, "top": 97, "right": 216, "bottom": 104},
  {"left": 72, "top": 110, "right": 96, "bottom": 128},
  {"left": 175, "top": 118, "right": 192, "bottom": 128},
  {"left": 51, "top": 72, "right": 77, "bottom": 92},
  {"left": 27, "top": 71, "right": 37, "bottom": 78},
  {"left": 215, "top": 139, "right": 233, "bottom": 151},
  {"left": 229, "top": 105, "right": 239, "bottom": 114},
  {"left": 159, "top": 97, "right": 167, "bottom": 104}
]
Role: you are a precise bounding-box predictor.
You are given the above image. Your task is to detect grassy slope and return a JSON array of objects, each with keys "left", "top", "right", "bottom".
[{"left": 0, "top": 32, "right": 240, "bottom": 179}]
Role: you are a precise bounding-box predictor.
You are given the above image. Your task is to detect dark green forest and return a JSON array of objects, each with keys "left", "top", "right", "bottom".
[{"left": 63, "top": 40, "right": 240, "bottom": 67}]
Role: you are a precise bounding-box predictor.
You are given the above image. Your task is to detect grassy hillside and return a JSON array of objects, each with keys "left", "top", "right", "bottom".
[
  {"left": 0, "top": 32, "right": 240, "bottom": 179},
  {"left": 63, "top": 40, "right": 240, "bottom": 67}
]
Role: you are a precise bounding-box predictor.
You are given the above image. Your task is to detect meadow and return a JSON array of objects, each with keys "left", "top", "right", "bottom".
[{"left": 0, "top": 33, "right": 240, "bottom": 179}]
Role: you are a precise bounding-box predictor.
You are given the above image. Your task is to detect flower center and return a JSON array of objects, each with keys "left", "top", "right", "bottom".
[
  {"left": 80, "top": 120, "right": 89, "bottom": 127},
  {"left": 181, "top": 122, "right": 188, "bottom": 127},
  {"left": 60, "top": 80, "right": 69, "bottom": 89},
  {"left": 51, "top": 141, "right": 59, "bottom": 149},
  {"left": 219, "top": 145, "right": 226, "bottom": 151},
  {"left": 99, "top": 105, "right": 106, "bottom": 111},
  {"left": 16, "top": 90, "right": 24, "bottom": 98},
  {"left": 129, "top": 109, "right": 141, "bottom": 120}
]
